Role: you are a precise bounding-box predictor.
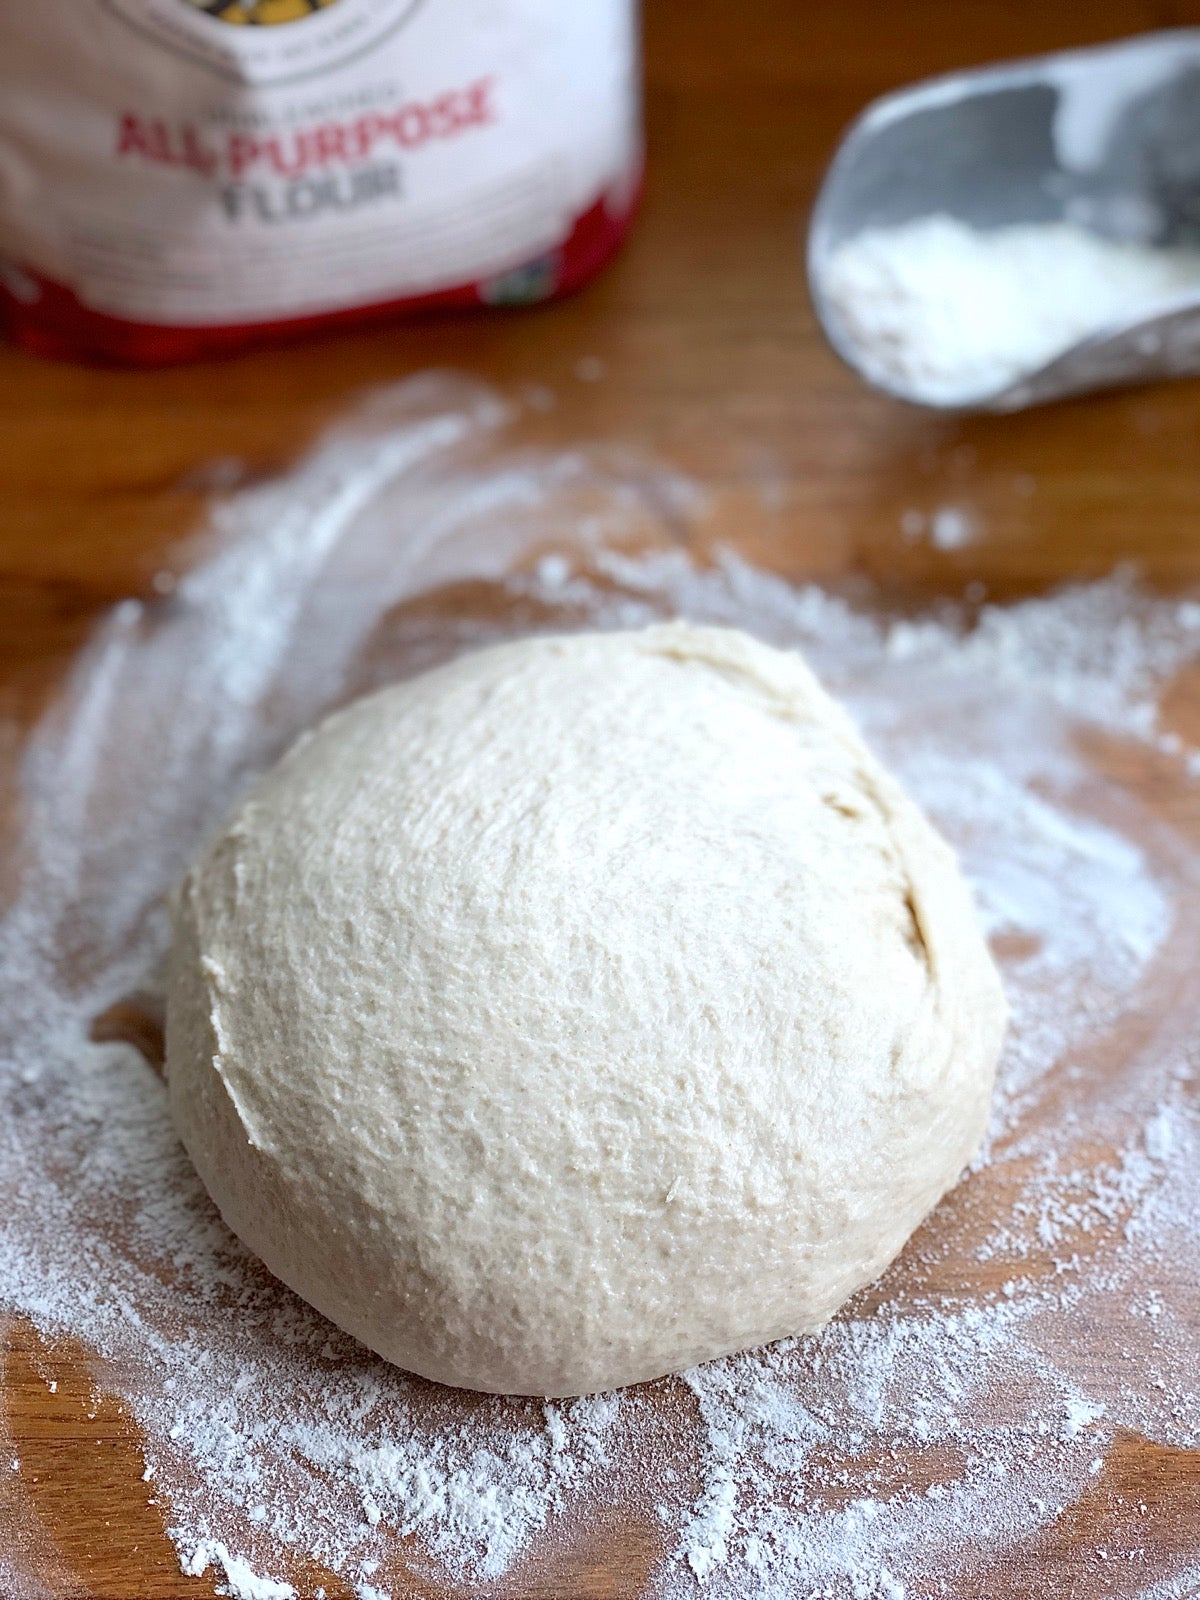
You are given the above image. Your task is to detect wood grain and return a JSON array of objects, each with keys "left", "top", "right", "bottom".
[{"left": 4, "top": 2, "right": 1200, "bottom": 1595}]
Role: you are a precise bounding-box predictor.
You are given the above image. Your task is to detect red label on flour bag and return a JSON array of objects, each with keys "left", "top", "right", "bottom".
[{"left": 0, "top": 0, "right": 642, "bottom": 364}]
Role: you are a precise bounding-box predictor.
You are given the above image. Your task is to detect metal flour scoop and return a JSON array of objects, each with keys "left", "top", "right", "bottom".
[{"left": 808, "top": 30, "right": 1200, "bottom": 410}]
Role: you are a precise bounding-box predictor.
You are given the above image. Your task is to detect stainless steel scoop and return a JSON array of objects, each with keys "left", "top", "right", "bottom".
[{"left": 808, "top": 30, "right": 1200, "bottom": 410}]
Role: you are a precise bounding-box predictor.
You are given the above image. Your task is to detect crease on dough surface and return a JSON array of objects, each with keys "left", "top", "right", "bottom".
[{"left": 188, "top": 874, "right": 272, "bottom": 1155}]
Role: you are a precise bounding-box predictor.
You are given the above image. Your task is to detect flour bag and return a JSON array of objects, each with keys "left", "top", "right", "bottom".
[{"left": 0, "top": 1, "right": 641, "bottom": 364}]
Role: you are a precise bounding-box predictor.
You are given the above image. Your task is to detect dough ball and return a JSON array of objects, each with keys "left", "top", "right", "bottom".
[{"left": 166, "top": 624, "right": 1005, "bottom": 1397}]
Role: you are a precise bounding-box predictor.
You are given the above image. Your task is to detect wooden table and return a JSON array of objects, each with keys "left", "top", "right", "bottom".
[{"left": 5, "top": 3, "right": 1200, "bottom": 1595}]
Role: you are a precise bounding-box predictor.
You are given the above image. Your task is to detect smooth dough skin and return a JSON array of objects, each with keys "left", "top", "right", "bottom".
[{"left": 166, "top": 623, "right": 1006, "bottom": 1397}]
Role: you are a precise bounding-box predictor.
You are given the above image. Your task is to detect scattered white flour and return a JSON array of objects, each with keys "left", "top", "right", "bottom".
[
  {"left": 930, "top": 506, "right": 976, "bottom": 551},
  {"left": 900, "top": 505, "right": 979, "bottom": 550},
  {"left": 183, "top": 1540, "right": 297, "bottom": 1600},
  {"left": 3, "top": 374, "right": 1200, "bottom": 1599},
  {"left": 821, "top": 214, "right": 1200, "bottom": 404}
]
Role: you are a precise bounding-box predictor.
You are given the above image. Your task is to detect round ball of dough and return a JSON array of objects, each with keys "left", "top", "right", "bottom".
[{"left": 166, "top": 623, "right": 1005, "bottom": 1397}]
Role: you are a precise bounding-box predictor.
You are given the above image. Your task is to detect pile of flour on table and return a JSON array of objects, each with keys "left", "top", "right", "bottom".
[
  {"left": 2, "top": 374, "right": 1200, "bottom": 1600},
  {"left": 821, "top": 215, "right": 1200, "bottom": 404}
]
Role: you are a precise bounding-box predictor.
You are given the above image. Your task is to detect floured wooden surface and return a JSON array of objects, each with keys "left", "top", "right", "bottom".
[{"left": 3, "top": 376, "right": 1200, "bottom": 1600}]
